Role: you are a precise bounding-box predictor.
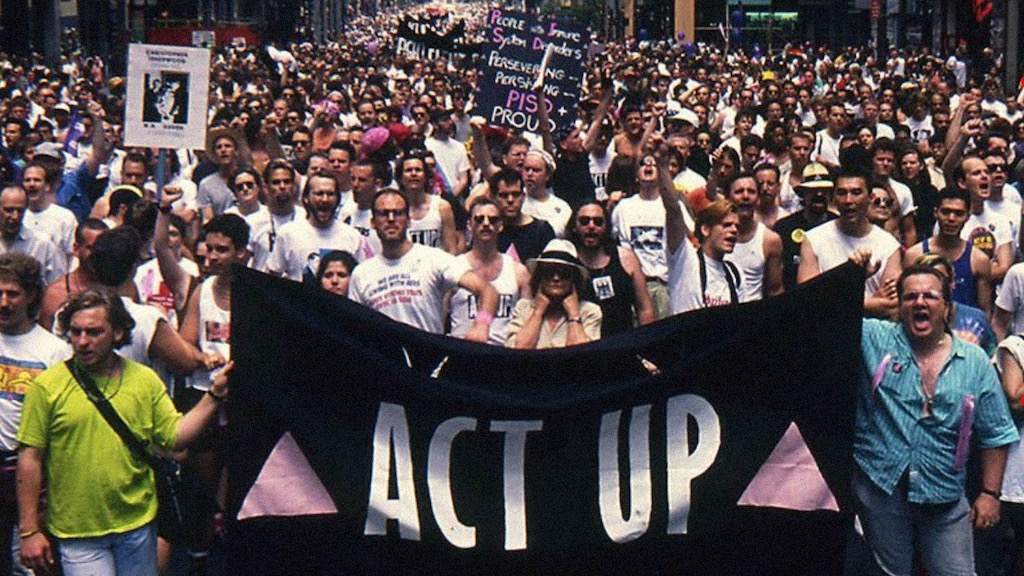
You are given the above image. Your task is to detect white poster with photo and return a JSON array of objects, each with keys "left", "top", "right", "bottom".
[{"left": 124, "top": 43, "right": 210, "bottom": 150}]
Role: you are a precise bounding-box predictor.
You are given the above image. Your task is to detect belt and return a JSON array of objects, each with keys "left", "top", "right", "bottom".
[{"left": 645, "top": 276, "right": 667, "bottom": 284}]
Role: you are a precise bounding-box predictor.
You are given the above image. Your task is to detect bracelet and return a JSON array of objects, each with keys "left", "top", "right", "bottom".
[
  {"left": 474, "top": 310, "right": 495, "bottom": 326},
  {"left": 567, "top": 316, "right": 582, "bottom": 324},
  {"left": 159, "top": 203, "right": 173, "bottom": 214},
  {"left": 206, "top": 388, "right": 227, "bottom": 402},
  {"left": 981, "top": 488, "right": 1002, "bottom": 500},
  {"left": 18, "top": 529, "right": 40, "bottom": 539}
]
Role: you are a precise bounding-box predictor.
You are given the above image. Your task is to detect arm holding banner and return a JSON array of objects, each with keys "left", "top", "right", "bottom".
[
  {"left": 458, "top": 269, "right": 499, "bottom": 343},
  {"left": 174, "top": 361, "right": 232, "bottom": 450}
]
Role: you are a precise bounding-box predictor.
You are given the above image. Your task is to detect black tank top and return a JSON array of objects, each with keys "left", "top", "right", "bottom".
[{"left": 583, "top": 247, "right": 637, "bottom": 337}]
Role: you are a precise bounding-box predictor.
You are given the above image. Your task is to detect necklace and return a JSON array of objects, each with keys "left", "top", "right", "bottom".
[{"left": 98, "top": 358, "right": 125, "bottom": 400}]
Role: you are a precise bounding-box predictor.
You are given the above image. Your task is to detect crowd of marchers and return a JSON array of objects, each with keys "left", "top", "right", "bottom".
[{"left": 2, "top": 2, "right": 1024, "bottom": 574}]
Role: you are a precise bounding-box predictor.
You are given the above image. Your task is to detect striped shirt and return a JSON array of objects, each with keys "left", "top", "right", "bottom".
[{"left": 855, "top": 319, "right": 1018, "bottom": 504}]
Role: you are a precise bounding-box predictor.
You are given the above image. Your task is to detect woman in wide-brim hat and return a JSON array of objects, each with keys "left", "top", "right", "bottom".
[{"left": 505, "top": 239, "right": 602, "bottom": 349}]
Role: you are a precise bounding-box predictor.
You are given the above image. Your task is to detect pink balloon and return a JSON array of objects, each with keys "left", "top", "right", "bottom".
[{"left": 367, "top": 40, "right": 379, "bottom": 55}]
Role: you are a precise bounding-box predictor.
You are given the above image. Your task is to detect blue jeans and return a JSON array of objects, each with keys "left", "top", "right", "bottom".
[
  {"left": 56, "top": 522, "right": 158, "bottom": 576},
  {"left": 853, "top": 467, "right": 975, "bottom": 576}
]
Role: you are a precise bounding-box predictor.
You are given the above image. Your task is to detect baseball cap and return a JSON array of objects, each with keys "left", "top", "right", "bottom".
[{"left": 34, "top": 142, "right": 65, "bottom": 162}]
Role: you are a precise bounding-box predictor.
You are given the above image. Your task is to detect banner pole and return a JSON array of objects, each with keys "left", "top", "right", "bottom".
[{"left": 156, "top": 148, "right": 167, "bottom": 202}]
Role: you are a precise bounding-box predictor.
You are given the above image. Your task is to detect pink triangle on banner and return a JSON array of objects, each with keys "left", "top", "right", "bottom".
[
  {"left": 737, "top": 422, "right": 839, "bottom": 512},
  {"left": 237, "top": 432, "right": 339, "bottom": 520}
]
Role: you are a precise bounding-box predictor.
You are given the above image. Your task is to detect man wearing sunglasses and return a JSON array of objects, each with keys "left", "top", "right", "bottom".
[
  {"left": 350, "top": 189, "right": 497, "bottom": 342},
  {"left": 980, "top": 150, "right": 1020, "bottom": 260},
  {"left": 853, "top": 256, "right": 1017, "bottom": 576},
  {"left": 952, "top": 155, "right": 1013, "bottom": 286},
  {"left": 447, "top": 199, "right": 529, "bottom": 345}
]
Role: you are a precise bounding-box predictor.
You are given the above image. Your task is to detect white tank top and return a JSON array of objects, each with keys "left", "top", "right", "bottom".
[
  {"left": 408, "top": 194, "right": 443, "bottom": 248},
  {"left": 448, "top": 253, "right": 520, "bottom": 346},
  {"left": 190, "top": 277, "right": 231, "bottom": 391},
  {"left": 725, "top": 222, "right": 766, "bottom": 303}
]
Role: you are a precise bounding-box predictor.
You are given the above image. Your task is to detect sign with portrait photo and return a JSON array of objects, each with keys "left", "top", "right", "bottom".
[{"left": 124, "top": 43, "right": 210, "bottom": 150}]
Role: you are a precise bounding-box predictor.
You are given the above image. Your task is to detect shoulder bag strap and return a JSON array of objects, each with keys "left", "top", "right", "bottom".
[{"left": 64, "top": 360, "right": 164, "bottom": 471}]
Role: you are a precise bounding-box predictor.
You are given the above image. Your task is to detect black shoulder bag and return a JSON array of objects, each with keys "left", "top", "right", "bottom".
[{"left": 65, "top": 360, "right": 186, "bottom": 539}]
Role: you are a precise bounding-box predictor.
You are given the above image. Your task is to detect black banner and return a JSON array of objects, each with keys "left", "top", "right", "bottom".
[
  {"left": 396, "top": 16, "right": 472, "bottom": 60},
  {"left": 226, "top": 264, "right": 864, "bottom": 575},
  {"left": 475, "top": 9, "right": 588, "bottom": 132}
]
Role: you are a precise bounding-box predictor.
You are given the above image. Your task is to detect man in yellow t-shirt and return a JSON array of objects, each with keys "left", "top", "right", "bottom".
[{"left": 15, "top": 290, "right": 231, "bottom": 576}]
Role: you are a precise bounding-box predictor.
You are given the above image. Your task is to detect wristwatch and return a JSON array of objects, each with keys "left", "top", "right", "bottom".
[
  {"left": 567, "top": 316, "right": 582, "bottom": 324},
  {"left": 981, "top": 488, "right": 1002, "bottom": 500}
]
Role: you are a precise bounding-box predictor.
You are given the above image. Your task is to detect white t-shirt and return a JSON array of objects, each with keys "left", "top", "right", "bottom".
[
  {"left": 134, "top": 256, "right": 199, "bottom": 326},
  {"left": 960, "top": 210, "right": 1014, "bottom": 261},
  {"left": 523, "top": 193, "right": 572, "bottom": 238},
  {"left": 245, "top": 206, "right": 306, "bottom": 272},
  {"left": 985, "top": 193, "right": 1022, "bottom": 258},
  {"left": 0, "top": 326, "right": 69, "bottom": 451},
  {"left": 813, "top": 129, "right": 841, "bottom": 166},
  {"left": 997, "top": 335, "right": 1024, "bottom": 502},
  {"left": 995, "top": 263, "right": 1024, "bottom": 333},
  {"left": 668, "top": 240, "right": 741, "bottom": 315},
  {"left": 425, "top": 136, "right": 470, "bottom": 193},
  {"left": 804, "top": 222, "right": 900, "bottom": 297},
  {"left": 612, "top": 194, "right": 670, "bottom": 282},
  {"left": 267, "top": 217, "right": 371, "bottom": 282},
  {"left": 887, "top": 178, "right": 916, "bottom": 216},
  {"left": 906, "top": 116, "right": 934, "bottom": 143},
  {"left": 23, "top": 203, "right": 77, "bottom": 264},
  {"left": 120, "top": 297, "right": 163, "bottom": 367},
  {"left": 589, "top": 147, "right": 614, "bottom": 201},
  {"left": 349, "top": 243, "right": 470, "bottom": 334}
]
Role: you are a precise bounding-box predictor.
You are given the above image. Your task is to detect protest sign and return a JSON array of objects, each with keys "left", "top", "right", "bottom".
[
  {"left": 475, "top": 9, "right": 589, "bottom": 132},
  {"left": 225, "top": 264, "right": 864, "bottom": 575},
  {"left": 396, "top": 16, "right": 471, "bottom": 60},
  {"left": 124, "top": 43, "right": 210, "bottom": 150}
]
